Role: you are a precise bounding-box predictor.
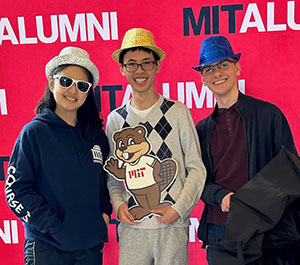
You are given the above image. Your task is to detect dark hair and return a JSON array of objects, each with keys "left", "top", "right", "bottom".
[
  {"left": 119, "top": 46, "right": 160, "bottom": 64},
  {"left": 36, "top": 64, "right": 103, "bottom": 140}
]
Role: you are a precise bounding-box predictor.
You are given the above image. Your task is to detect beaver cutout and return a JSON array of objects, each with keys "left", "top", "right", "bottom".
[{"left": 104, "top": 125, "right": 177, "bottom": 221}]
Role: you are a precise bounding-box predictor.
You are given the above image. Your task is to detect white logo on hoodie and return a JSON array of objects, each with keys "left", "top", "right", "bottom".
[{"left": 91, "top": 145, "right": 103, "bottom": 164}]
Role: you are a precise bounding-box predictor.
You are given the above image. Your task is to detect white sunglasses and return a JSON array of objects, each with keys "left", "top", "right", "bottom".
[{"left": 53, "top": 75, "right": 92, "bottom": 93}]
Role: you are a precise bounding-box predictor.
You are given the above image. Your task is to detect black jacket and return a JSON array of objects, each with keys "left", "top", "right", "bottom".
[
  {"left": 210, "top": 148, "right": 300, "bottom": 265},
  {"left": 196, "top": 92, "right": 298, "bottom": 247}
]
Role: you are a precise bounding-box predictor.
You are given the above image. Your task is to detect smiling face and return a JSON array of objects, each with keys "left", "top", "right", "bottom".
[
  {"left": 120, "top": 49, "right": 161, "bottom": 96},
  {"left": 113, "top": 126, "right": 150, "bottom": 164},
  {"left": 49, "top": 65, "right": 89, "bottom": 122},
  {"left": 201, "top": 59, "right": 241, "bottom": 103}
]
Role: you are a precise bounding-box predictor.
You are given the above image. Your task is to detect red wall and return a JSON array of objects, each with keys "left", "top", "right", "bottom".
[{"left": 1, "top": 0, "right": 300, "bottom": 264}]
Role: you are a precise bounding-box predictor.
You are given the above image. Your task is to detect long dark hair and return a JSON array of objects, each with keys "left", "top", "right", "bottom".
[{"left": 36, "top": 65, "right": 103, "bottom": 140}]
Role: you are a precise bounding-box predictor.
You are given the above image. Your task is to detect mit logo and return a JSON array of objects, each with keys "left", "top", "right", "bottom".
[{"left": 129, "top": 167, "right": 146, "bottom": 179}]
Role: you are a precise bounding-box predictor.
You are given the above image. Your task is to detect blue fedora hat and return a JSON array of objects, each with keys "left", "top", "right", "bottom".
[{"left": 193, "top": 35, "right": 241, "bottom": 72}]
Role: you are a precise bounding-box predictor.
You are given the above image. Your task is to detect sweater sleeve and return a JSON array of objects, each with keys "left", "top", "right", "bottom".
[
  {"left": 105, "top": 113, "right": 126, "bottom": 217},
  {"left": 5, "top": 132, "right": 63, "bottom": 235},
  {"left": 171, "top": 106, "right": 207, "bottom": 220},
  {"left": 102, "top": 175, "right": 113, "bottom": 217},
  {"left": 200, "top": 182, "right": 232, "bottom": 207}
]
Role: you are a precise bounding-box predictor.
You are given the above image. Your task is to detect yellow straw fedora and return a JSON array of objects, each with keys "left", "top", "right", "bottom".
[{"left": 112, "top": 28, "right": 166, "bottom": 62}]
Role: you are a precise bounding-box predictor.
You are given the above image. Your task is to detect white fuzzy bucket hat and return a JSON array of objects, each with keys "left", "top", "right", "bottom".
[{"left": 45, "top": 47, "right": 99, "bottom": 88}]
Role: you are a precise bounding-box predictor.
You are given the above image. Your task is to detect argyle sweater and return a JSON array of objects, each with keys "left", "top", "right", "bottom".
[{"left": 106, "top": 94, "right": 206, "bottom": 228}]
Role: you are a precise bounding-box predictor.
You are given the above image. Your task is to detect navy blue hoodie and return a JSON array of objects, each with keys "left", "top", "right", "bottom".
[{"left": 5, "top": 108, "right": 112, "bottom": 251}]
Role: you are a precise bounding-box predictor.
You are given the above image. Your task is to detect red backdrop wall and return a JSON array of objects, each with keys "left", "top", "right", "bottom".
[{"left": 1, "top": 0, "right": 300, "bottom": 264}]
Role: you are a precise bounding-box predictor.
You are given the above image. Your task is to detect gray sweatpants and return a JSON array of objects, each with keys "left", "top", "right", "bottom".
[{"left": 118, "top": 223, "right": 189, "bottom": 265}]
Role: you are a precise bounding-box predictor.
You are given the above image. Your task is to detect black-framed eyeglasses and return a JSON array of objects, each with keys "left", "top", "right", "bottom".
[
  {"left": 122, "top": 61, "right": 157, "bottom": 73},
  {"left": 201, "top": 60, "right": 236, "bottom": 75},
  {"left": 53, "top": 75, "right": 92, "bottom": 93}
]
